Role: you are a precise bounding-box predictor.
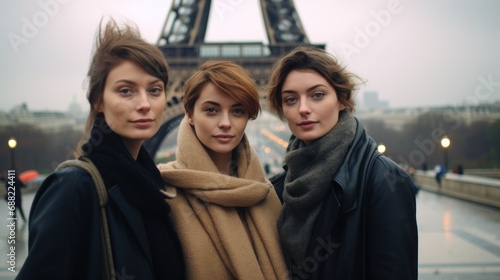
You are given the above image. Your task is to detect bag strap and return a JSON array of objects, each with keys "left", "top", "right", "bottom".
[{"left": 57, "top": 157, "right": 115, "bottom": 280}]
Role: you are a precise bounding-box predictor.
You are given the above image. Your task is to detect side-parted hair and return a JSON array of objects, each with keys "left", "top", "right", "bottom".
[
  {"left": 183, "top": 60, "right": 261, "bottom": 120},
  {"left": 74, "top": 19, "right": 169, "bottom": 156},
  {"left": 267, "top": 46, "right": 363, "bottom": 121}
]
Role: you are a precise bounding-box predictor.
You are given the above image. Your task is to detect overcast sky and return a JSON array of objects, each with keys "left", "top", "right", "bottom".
[{"left": 1, "top": 0, "right": 499, "bottom": 112}]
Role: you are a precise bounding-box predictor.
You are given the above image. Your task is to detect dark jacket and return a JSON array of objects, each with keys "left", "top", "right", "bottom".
[
  {"left": 16, "top": 167, "right": 162, "bottom": 280},
  {"left": 271, "top": 119, "right": 418, "bottom": 279}
]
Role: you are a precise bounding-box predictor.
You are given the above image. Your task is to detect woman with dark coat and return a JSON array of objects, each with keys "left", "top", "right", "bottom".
[
  {"left": 16, "top": 20, "right": 185, "bottom": 280},
  {"left": 267, "top": 46, "right": 418, "bottom": 279}
]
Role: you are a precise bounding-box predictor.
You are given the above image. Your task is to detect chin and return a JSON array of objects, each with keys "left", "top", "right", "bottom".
[
  {"left": 298, "top": 134, "right": 321, "bottom": 143},
  {"left": 130, "top": 132, "right": 156, "bottom": 141},
  {"left": 210, "top": 146, "right": 236, "bottom": 155}
]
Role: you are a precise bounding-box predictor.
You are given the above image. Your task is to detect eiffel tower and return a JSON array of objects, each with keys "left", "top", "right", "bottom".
[{"left": 144, "top": 0, "right": 324, "bottom": 156}]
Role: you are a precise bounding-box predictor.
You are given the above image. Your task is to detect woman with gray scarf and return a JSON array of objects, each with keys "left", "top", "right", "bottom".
[{"left": 267, "top": 46, "right": 418, "bottom": 279}]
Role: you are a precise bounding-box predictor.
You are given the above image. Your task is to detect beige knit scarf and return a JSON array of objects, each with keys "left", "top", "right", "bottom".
[{"left": 158, "top": 117, "right": 288, "bottom": 280}]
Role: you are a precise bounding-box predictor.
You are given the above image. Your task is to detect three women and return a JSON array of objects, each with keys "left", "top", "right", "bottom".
[{"left": 17, "top": 24, "right": 416, "bottom": 279}]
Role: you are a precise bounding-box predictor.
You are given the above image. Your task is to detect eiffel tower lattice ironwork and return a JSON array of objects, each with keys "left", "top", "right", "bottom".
[{"left": 144, "top": 0, "right": 324, "bottom": 156}]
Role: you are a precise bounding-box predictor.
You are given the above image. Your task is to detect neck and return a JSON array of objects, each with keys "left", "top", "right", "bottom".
[
  {"left": 207, "top": 149, "right": 233, "bottom": 175},
  {"left": 121, "top": 138, "right": 143, "bottom": 160}
]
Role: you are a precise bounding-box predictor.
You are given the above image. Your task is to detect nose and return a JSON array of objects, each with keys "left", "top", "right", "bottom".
[
  {"left": 137, "top": 91, "right": 151, "bottom": 113},
  {"left": 218, "top": 112, "right": 231, "bottom": 129},
  {"left": 299, "top": 98, "right": 311, "bottom": 115}
]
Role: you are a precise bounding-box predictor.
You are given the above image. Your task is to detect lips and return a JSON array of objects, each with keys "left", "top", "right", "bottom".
[
  {"left": 213, "top": 134, "right": 235, "bottom": 143},
  {"left": 131, "top": 118, "right": 154, "bottom": 128},
  {"left": 298, "top": 121, "right": 316, "bottom": 126},
  {"left": 297, "top": 120, "right": 317, "bottom": 129}
]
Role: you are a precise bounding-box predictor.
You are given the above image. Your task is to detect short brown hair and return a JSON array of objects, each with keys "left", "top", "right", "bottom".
[
  {"left": 267, "top": 46, "right": 363, "bottom": 121},
  {"left": 183, "top": 60, "right": 261, "bottom": 120}
]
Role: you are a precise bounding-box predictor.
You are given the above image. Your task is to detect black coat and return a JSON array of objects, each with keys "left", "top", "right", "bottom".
[
  {"left": 16, "top": 166, "right": 170, "bottom": 280},
  {"left": 271, "top": 119, "right": 418, "bottom": 279}
]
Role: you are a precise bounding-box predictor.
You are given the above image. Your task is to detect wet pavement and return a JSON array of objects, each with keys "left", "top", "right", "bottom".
[
  {"left": 1, "top": 189, "right": 500, "bottom": 279},
  {"left": 417, "top": 190, "right": 500, "bottom": 280}
]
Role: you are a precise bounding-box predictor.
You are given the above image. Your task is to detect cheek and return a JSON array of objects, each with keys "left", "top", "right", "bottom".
[
  {"left": 153, "top": 102, "right": 166, "bottom": 115},
  {"left": 104, "top": 105, "right": 130, "bottom": 126},
  {"left": 154, "top": 96, "right": 166, "bottom": 108},
  {"left": 193, "top": 118, "right": 210, "bottom": 134},
  {"left": 282, "top": 107, "right": 295, "bottom": 122},
  {"left": 237, "top": 117, "right": 249, "bottom": 129}
]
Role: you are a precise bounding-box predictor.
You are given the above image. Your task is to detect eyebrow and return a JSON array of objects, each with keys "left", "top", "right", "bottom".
[
  {"left": 114, "top": 78, "right": 163, "bottom": 86},
  {"left": 201, "top": 100, "right": 244, "bottom": 107},
  {"left": 282, "top": 84, "right": 327, "bottom": 94}
]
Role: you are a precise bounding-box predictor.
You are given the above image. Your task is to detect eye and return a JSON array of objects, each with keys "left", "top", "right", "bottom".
[
  {"left": 149, "top": 86, "right": 164, "bottom": 96},
  {"left": 312, "top": 92, "right": 325, "bottom": 99},
  {"left": 283, "top": 96, "right": 298, "bottom": 104},
  {"left": 118, "top": 88, "right": 133, "bottom": 95},
  {"left": 204, "top": 107, "right": 218, "bottom": 115},
  {"left": 232, "top": 108, "right": 246, "bottom": 116}
]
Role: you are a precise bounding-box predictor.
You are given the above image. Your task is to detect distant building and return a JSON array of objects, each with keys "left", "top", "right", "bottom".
[
  {"left": 67, "top": 96, "right": 87, "bottom": 122},
  {"left": 362, "top": 91, "right": 389, "bottom": 110},
  {"left": 0, "top": 102, "right": 86, "bottom": 132},
  {"left": 355, "top": 102, "right": 500, "bottom": 131}
]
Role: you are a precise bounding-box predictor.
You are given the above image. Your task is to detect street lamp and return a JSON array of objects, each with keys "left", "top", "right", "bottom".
[
  {"left": 440, "top": 136, "right": 450, "bottom": 171},
  {"left": 8, "top": 137, "right": 17, "bottom": 170},
  {"left": 377, "top": 144, "right": 386, "bottom": 154}
]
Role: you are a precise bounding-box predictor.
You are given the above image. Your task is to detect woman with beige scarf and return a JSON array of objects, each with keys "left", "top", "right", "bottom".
[{"left": 158, "top": 60, "right": 288, "bottom": 280}]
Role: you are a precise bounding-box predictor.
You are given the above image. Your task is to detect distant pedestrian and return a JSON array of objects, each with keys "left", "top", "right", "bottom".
[
  {"left": 2, "top": 172, "right": 27, "bottom": 222},
  {"left": 453, "top": 164, "right": 464, "bottom": 175},
  {"left": 435, "top": 164, "right": 446, "bottom": 186},
  {"left": 422, "top": 162, "right": 428, "bottom": 172}
]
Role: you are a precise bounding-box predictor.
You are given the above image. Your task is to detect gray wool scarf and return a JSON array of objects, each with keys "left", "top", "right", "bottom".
[{"left": 277, "top": 111, "right": 356, "bottom": 265}]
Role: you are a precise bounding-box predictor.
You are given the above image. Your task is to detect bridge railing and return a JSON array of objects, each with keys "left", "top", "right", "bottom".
[
  {"left": 413, "top": 170, "right": 500, "bottom": 208},
  {"left": 462, "top": 169, "right": 500, "bottom": 179}
]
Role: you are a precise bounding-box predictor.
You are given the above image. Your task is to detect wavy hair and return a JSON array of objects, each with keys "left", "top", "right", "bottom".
[{"left": 267, "top": 46, "right": 363, "bottom": 121}]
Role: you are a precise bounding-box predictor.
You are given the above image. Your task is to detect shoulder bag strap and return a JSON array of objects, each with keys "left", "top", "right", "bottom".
[{"left": 57, "top": 157, "right": 115, "bottom": 280}]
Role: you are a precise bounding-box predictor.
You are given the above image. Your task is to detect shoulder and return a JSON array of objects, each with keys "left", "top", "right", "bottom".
[
  {"left": 371, "top": 156, "right": 413, "bottom": 189},
  {"left": 41, "top": 166, "right": 94, "bottom": 192},
  {"left": 33, "top": 166, "right": 98, "bottom": 211},
  {"left": 366, "top": 155, "right": 416, "bottom": 207}
]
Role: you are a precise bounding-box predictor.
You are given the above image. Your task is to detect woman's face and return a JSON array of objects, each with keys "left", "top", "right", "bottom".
[
  {"left": 281, "top": 69, "right": 345, "bottom": 145},
  {"left": 188, "top": 82, "right": 249, "bottom": 161},
  {"left": 99, "top": 60, "right": 166, "bottom": 151}
]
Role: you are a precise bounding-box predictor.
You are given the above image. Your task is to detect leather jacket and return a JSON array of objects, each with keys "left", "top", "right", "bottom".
[{"left": 271, "top": 118, "right": 418, "bottom": 280}]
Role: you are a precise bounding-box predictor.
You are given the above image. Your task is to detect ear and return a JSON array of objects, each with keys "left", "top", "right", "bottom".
[
  {"left": 339, "top": 103, "right": 346, "bottom": 111},
  {"left": 186, "top": 111, "right": 194, "bottom": 126},
  {"left": 95, "top": 102, "right": 103, "bottom": 113}
]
